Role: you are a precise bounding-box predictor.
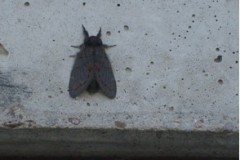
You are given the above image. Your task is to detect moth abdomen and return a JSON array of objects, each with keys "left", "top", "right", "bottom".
[{"left": 87, "top": 80, "right": 100, "bottom": 93}]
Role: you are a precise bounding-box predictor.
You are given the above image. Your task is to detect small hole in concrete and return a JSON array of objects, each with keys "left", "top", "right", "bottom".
[
  {"left": 192, "top": 14, "right": 195, "bottom": 17},
  {"left": 87, "top": 102, "right": 90, "bottom": 106},
  {"left": 117, "top": 4, "right": 120, "bottom": 7},
  {"left": 145, "top": 33, "right": 148, "bottom": 36},
  {"left": 216, "top": 48, "right": 220, "bottom": 51},
  {"left": 115, "top": 121, "right": 126, "bottom": 129},
  {"left": 106, "top": 31, "right": 111, "bottom": 36},
  {"left": 218, "top": 79, "right": 223, "bottom": 85},
  {"left": 235, "top": 61, "right": 238, "bottom": 64},
  {"left": 24, "top": 2, "right": 30, "bottom": 6},
  {"left": 188, "top": 26, "right": 192, "bottom": 29},
  {"left": 146, "top": 72, "right": 150, "bottom": 75},
  {"left": 125, "top": 67, "right": 132, "bottom": 72},
  {"left": 124, "top": 25, "right": 129, "bottom": 31},
  {"left": 163, "top": 86, "right": 166, "bottom": 89},
  {"left": 169, "top": 106, "right": 174, "bottom": 111},
  {"left": 0, "top": 43, "right": 9, "bottom": 55},
  {"left": 48, "top": 95, "right": 52, "bottom": 98},
  {"left": 214, "top": 55, "right": 222, "bottom": 63},
  {"left": 83, "top": 2, "right": 86, "bottom": 6},
  {"left": 232, "top": 52, "right": 235, "bottom": 54},
  {"left": 118, "top": 31, "right": 120, "bottom": 33},
  {"left": 150, "top": 61, "right": 154, "bottom": 64},
  {"left": 52, "top": 39, "right": 55, "bottom": 42}
]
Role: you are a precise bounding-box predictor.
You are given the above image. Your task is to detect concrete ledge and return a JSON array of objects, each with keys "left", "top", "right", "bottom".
[{"left": 0, "top": 129, "right": 238, "bottom": 157}]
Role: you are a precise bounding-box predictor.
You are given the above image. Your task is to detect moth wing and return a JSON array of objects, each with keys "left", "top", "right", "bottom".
[
  {"left": 68, "top": 47, "right": 93, "bottom": 98},
  {"left": 95, "top": 47, "right": 117, "bottom": 99}
]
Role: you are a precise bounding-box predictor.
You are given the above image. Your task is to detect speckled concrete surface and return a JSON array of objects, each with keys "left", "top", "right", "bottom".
[{"left": 0, "top": 0, "right": 238, "bottom": 157}]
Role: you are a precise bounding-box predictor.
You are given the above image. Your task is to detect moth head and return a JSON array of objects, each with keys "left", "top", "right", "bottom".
[{"left": 84, "top": 36, "right": 103, "bottom": 46}]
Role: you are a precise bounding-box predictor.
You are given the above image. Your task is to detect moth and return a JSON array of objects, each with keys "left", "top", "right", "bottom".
[{"left": 68, "top": 25, "right": 117, "bottom": 99}]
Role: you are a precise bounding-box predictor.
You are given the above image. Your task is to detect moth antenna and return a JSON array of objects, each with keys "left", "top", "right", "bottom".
[
  {"left": 103, "top": 44, "right": 117, "bottom": 49},
  {"left": 82, "top": 25, "right": 89, "bottom": 38},
  {"left": 97, "top": 27, "right": 101, "bottom": 38}
]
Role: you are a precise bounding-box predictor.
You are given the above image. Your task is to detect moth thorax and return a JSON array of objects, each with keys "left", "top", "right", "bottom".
[{"left": 85, "top": 36, "right": 102, "bottom": 46}]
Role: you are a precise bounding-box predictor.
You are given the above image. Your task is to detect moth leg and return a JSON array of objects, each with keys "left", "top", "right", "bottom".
[
  {"left": 71, "top": 44, "right": 84, "bottom": 49},
  {"left": 103, "top": 44, "right": 117, "bottom": 49},
  {"left": 82, "top": 25, "right": 89, "bottom": 38},
  {"left": 69, "top": 54, "right": 76, "bottom": 58},
  {"left": 71, "top": 45, "right": 80, "bottom": 48},
  {"left": 69, "top": 46, "right": 78, "bottom": 57}
]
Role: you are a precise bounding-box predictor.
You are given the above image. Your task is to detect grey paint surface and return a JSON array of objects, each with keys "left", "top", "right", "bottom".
[{"left": 0, "top": 0, "right": 238, "bottom": 157}]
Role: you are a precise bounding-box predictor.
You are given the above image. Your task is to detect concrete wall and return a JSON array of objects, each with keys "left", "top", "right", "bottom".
[{"left": 0, "top": 0, "right": 238, "bottom": 157}]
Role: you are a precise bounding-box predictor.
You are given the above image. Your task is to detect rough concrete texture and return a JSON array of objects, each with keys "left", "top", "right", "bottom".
[{"left": 0, "top": 0, "right": 238, "bottom": 157}]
